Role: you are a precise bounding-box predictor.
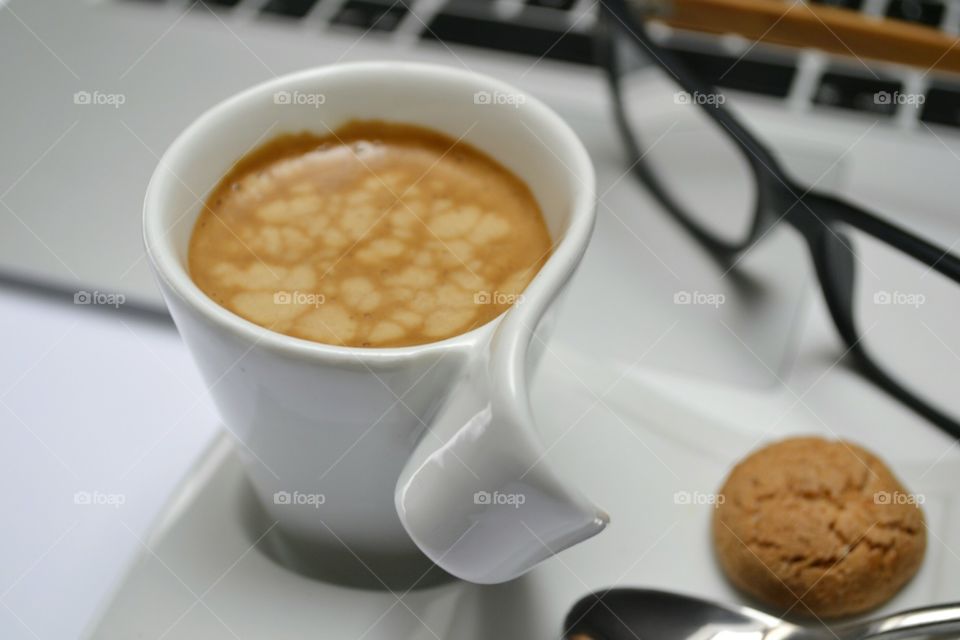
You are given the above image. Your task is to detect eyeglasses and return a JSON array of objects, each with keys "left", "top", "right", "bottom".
[{"left": 597, "top": 0, "right": 960, "bottom": 439}]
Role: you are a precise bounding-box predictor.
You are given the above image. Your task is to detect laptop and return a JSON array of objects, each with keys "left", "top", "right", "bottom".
[{"left": 2, "top": 0, "right": 959, "bottom": 387}]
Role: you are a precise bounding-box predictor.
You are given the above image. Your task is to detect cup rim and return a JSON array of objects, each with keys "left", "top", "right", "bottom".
[{"left": 143, "top": 61, "right": 596, "bottom": 364}]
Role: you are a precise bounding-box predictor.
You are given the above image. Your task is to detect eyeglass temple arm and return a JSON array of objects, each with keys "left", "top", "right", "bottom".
[
  {"left": 808, "top": 192, "right": 960, "bottom": 283},
  {"left": 643, "top": 0, "right": 960, "bottom": 75}
]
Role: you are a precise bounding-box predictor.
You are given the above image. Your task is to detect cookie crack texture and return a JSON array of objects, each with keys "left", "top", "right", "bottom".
[
  {"left": 874, "top": 520, "right": 922, "bottom": 536},
  {"left": 712, "top": 437, "right": 926, "bottom": 619}
]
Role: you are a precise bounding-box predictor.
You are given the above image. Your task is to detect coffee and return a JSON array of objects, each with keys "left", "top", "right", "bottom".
[{"left": 188, "top": 120, "right": 552, "bottom": 347}]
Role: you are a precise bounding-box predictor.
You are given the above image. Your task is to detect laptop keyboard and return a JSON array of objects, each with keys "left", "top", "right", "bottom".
[
  {"left": 331, "top": 0, "right": 409, "bottom": 30},
  {"left": 810, "top": 0, "right": 864, "bottom": 9},
  {"left": 664, "top": 49, "right": 797, "bottom": 97},
  {"left": 423, "top": 11, "right": 595, "bottom": 65},
  {"left": 129, "top": 0, "right": 960, "bottom": 130},
  {"left": 814, "top": 70, "right": 903, "bottom": 115},
  {"left": 527, "top": 0, "right": 578, "bottom": 9},
  {"left": 260, "top": 0, "right": 319, "bottom": 17},
  {"left": 921, "top": 84, "right": 960, "bottom": 126},
  {"left": 885, "top": 0, "right": 944, "bottom": 26}
]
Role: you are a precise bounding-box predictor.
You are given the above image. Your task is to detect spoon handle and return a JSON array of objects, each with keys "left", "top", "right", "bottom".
[{"left": 840, "top": 603, "right": 960, "bottom": 639}]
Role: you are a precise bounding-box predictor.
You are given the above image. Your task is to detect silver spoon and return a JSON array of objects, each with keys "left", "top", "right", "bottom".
[{"left": 564, "top": 588, "right": 960, "bottom": 640}]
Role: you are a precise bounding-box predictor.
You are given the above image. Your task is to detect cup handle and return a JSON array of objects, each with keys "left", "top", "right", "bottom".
[{"left": 394, "top": 302, "right": 608, "bottom": 584}]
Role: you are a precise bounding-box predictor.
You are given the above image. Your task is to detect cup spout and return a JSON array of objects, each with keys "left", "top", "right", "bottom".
[{"left": 395, "top": 337, "right": 608, "bottom": 584}]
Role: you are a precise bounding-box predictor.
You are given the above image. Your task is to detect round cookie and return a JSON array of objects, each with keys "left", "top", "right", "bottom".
[{"left": 713, "top": 437, "right": 925, "bottom": 618}]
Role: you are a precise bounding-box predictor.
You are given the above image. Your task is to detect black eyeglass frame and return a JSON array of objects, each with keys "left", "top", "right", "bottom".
[{"left": 597, "top": 0, "right": 960, "bottom": 439}]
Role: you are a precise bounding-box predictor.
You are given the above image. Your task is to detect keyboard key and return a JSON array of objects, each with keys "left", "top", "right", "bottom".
[
  {"left": 331, "top": 0, "right": 409, "bottom": 31},
  {"left": 814, "top": 71, "right": 902, "bottom": 115},
  {"left": 810, "top": 0, "right": 863, "bottom": 9},
  {"left": 921, "top": 85, "right": 960, "bottom": 127},
  {"left": 423, "top": 13, "right": 595, "bottom": 65},
  {"left": 665, "top": 48, "right": 797, "bottom": 97},
  {"left": 886, "top": 0, "right": 944, "bottom": 26},
  {"left": 526, "top": 0, "right": 579, "bottom": 9},
  {"left": 260, "top": 0, "right": 319, "bottom": 18}
]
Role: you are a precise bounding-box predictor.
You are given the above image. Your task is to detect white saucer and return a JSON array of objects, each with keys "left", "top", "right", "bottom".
[{"left": 84, "top": 334, "right": 960, "bottom": 638}]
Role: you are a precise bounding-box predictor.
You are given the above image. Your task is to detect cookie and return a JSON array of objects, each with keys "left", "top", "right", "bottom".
[{"left": 713, "top": 436, "right": 926, "bottom": 618}]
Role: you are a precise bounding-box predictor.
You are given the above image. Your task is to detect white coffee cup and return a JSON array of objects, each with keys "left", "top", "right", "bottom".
[{"left": 144, "top": 61, "right": 607, "bottom": 586}]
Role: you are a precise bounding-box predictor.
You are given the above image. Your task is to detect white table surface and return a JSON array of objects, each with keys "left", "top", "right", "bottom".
[{"left": 0, "top": 287, "right": 218, "bottom": 640}]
